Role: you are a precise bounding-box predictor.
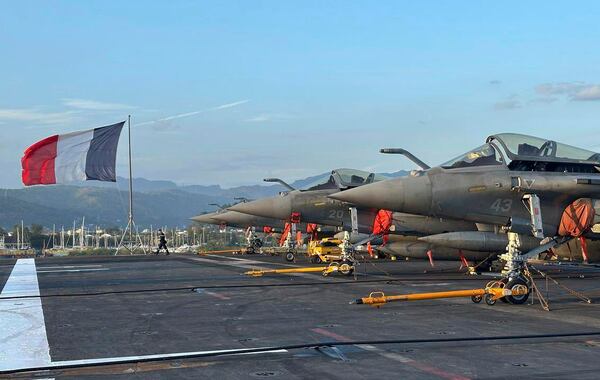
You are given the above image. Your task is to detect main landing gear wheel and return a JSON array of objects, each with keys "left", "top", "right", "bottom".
[
  {"left": 285, "top": 251, "right": 295, "bottom": 262},
  {"left": 246, "top": 246, "right": 255, "bottom": 255},
  {"left": 504, "top": 278, "right": 530, "bottom": 305},
  {"left": 339, "top": 262, "right": 354, "bottom": 276},
  {"left": 310, "top": 256, "right": 322, "bottom": 264},
  {"left": 471, "top": 295, "right": 482, "bottom": 303}
]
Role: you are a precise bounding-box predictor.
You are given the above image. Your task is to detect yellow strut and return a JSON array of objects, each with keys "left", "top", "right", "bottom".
[
  {"left": 355, "top": 286, "right": 528, "bottom": 307},
  {"left": 245, "top": 262, "right": 353, "bottom": 277}
]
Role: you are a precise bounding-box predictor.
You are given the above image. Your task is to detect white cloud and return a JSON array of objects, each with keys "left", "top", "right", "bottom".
[
  {"left": 212, "top": 99, "right": 250, "bottom": 110},
  {"left": 245, "top": 114, "right": 271, "bottom": 122},
  {"left": 0, "top": 108, "right": 80, "bottom": 124},
  {"left": 535, "top": 82, "right": 600, "bottom": 101},
  {"left": 62, "top": 98, "right": 135, "bottom": 110},
  {"left": 244, "top": 113, "right": 293, "bottom": 123},
  {"left": 572, "top": 85, "right": 600, "bottom": 101},
  {"left": 535, "top": 82, "right": 585, "bottom": 95},
  {"left": 137, "top": 99, "right": 250, "bottom": 126}
]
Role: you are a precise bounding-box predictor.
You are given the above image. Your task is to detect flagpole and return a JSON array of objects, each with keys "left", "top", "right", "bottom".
[{"left": 127, "top": 115, "right": 133, "bottom": 248}]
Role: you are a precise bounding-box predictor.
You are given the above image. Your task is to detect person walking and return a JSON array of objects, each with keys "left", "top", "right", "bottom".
[{"left": 155, "top": 229, "right": 170, "bottom": 255}]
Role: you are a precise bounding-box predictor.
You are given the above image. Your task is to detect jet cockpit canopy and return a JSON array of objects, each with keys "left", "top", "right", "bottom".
[
  {"left": 487, "top": 133, "right": 600, "bottom": 164},
  {"left": 301, "top": 168, "right": 389, "bottom": 191},
  {"left": 440, "top": 144, "right": 504, "bottom": 169}
]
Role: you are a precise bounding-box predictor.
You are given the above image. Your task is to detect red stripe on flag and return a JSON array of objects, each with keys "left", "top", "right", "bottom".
[{"left": 21, "top": 135, "right": 59, "bottom": 186}]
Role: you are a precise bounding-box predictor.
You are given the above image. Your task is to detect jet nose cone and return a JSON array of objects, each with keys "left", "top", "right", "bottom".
[
  {"left": 328, "top": 176, "right": 432, "bottom": 215},
  {"left": 190, "top": 213, "right": 218, "bottom": 224},
  {"left": 328, "top": 179, "right": 403, "bottom": 210},
  {"left": 227, "top": 195, "right": 292, "bottom": 220}
]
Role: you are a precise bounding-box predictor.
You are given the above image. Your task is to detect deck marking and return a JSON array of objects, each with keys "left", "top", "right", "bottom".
[
  {"left": 36, "top": 268, "right": 109, "bottom": 273},
  {"left": 311, "top": 328, "right": 470, "bottom": 380},
  {"left": 1, "top": 348, "right": 287, "bottom": 373},
  {"left": 0, "top": 259, "right": 51, "bottom": 371},
  {"left": 204, "top": 291, "right": 231, "bottom": 300},
  {"left": 36, "top": 265, "right": 103, "bottom": 269}
]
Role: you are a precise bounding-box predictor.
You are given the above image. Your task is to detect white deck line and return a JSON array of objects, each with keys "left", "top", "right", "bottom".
[
  {"left": 0, "top": 348, "right": 287, "bottom": 373},
  {"left": 0, "top": 259, "right": 51, "bottom": 371},
  {"left": 37, "top": 268, "right": 109, "bottom": 273},
  {"left": 46, "top": 348, "right": 287, "bottom": 369}
]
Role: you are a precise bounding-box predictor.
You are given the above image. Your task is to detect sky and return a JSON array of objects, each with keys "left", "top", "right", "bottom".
[{"left": 2, "top": 1, "right": 600, "bottom": 188}]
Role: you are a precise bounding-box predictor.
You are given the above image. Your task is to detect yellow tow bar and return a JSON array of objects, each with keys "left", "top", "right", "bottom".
[
  {"left": 197, "top": 249, "right": 242, "bottom": 255},
  {"left": 245, "top": 262, "right": 354, "bottom": 277},
  {"left": 353, "top": 282, "right": 529, "bottom": 307}
]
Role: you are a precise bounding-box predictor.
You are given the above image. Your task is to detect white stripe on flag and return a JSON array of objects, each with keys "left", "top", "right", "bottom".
[{"left": 54, "top": 129, "right": 94, "bottom": 183}]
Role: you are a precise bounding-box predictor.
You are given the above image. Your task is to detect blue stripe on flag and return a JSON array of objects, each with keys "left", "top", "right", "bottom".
[{"left": 85, "top": 121, "right": 124, "bottom": 181}]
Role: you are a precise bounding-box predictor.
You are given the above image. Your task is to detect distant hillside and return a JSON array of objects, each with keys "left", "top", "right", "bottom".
[
  {"left": 0, "top": 170, "right": 409, "bottom": 228},
  {"left": 0, "top": 186, "right": 224, "bottom": 228}
]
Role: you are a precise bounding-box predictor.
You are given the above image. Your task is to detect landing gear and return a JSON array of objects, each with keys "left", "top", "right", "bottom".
[
  {"left": 339, "top": 261, "right": 354, "bottom": 276},
  {"left": 281, "top": 224, "right": 297, "bottom": 262},
  {"left": 504, "top": 277, "right": 530, "bottom": 305},
  {"left": 244, "top": 230, "right": 263, "bottom": 255},
  {"left": 496, "top": 232, "right": 531, "bottom": 304},
  {"left": 338, "top": 231, "right": 356, "bottom": 276}
]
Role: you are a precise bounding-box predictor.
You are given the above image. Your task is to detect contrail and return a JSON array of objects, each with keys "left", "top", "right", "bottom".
[{"left": 137, "top": 99, "right": 250, "bottom": 126}]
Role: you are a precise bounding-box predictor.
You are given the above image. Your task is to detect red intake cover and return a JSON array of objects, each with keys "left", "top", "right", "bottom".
[{"left": 372, "top": 210, "right": 393, "bottom": 245}]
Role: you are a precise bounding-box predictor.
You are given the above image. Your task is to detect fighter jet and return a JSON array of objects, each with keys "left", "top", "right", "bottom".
[
  {"left": 227, "top": 168, "right": 494, "bottom": 263},
  {"left": 330, "top": 133, "right": 600, "bottom": 302},
  {"left": 190, "top": 209, "right": 286, "bottom": 231},
  {"left": 228, "top": 169, "right": 387, "bottom": 233}
]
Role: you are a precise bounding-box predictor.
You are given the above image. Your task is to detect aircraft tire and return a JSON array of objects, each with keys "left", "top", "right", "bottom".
[
  {"left": 339, "top": 262, "right": 354, "bottom": 276},
  {"left": 504, "top": 278, "right": 530, "bottom": 305}
]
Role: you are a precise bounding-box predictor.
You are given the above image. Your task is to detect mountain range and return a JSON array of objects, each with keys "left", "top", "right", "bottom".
[{"left": 0, "top": 171, "right": 408, "bottom": 228}]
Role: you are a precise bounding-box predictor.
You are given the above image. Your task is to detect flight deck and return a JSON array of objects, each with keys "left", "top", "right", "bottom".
[{"left": 1, "top": 254, "right": 600, "bottom": 379}]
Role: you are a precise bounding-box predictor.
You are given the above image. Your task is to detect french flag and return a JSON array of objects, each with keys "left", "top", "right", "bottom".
[{"left": 21, "top": 121, "right": 125, "bottom": 186}]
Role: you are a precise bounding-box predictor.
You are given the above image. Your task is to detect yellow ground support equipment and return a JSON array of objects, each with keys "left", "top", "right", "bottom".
[
  {"left": 352, "top": 280, "right": 530, "bottom": 307},
  {"left": 307, "top": 238, "right": 343, "bottom": 263},
  {"left": 245, "top": 262, "right": 354, "bottom": 277}
]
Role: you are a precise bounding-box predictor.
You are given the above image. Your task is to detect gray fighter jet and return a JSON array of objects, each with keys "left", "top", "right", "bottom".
[
  {"left": 228, "top": 168, "right": 493, "bottom": 263},
  {"left": 228, "top": 169, "right": 387, "bottom": 234},
  {"left": 330, "top": 133, "right": 600, "bottom": 302},
  {"left": 191, "top": 210, "right": 288, "bottom": 230}
]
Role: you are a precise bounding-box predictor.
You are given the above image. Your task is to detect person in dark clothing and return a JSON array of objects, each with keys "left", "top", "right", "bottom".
[{"left": 155, "top": 229, "right": 169, "bottom": 255}]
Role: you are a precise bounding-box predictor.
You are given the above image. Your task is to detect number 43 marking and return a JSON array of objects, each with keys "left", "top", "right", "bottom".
[{"left": 490, "top": 199, "right": 512, "bottom": 212}]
